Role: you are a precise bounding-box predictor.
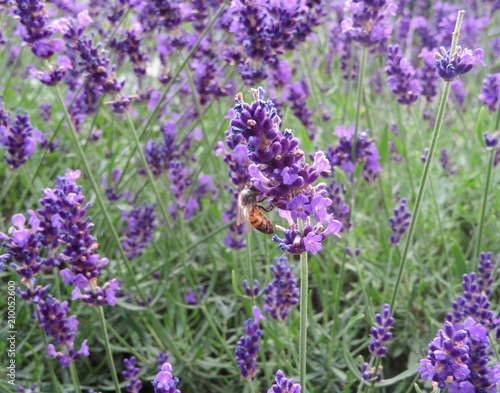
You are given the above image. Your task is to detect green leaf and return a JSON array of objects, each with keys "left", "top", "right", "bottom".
[
  {"left": 341, "top": 314, "right": 365, "bottom": 381},
  {"left": 375, "top": 363, "right": 419, "bottom": 387}
]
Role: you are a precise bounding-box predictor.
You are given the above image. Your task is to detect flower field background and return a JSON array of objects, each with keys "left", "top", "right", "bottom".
[{"left": 0, "top": 0, "right": 499, "bottom": 393}]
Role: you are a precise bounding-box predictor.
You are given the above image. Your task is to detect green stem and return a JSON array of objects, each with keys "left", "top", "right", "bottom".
[
  {"left": 474, "top": 149, "right": 495, "bottom": 264},
  {"left": 352, "top": 47, "right": 368, "bottom": 163},
  {"left": 389, "top": 9, "right": 466, "bottom": 309},
  {"left": 97, "top": 306, "right": 121, "bottom": 393},
  {"left": 125, "top": 112, "right": 177, "bottom": 242},
  {"left": 3, "top": 47, "right": 24, "bottom": 94},
  {"left": 389, "top": 82, "right": 452, "bottom": 311},
  {"left": 299, "top": 250, "right": 309, "bottom": 392},
  {"left": 68, "top": 362, "right": 82, "bottom": 393}
]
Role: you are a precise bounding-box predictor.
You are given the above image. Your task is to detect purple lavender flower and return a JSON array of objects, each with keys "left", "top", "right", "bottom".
[
  {"left": 0, "top": 107, "right": 40, "bottom": 169},
  {"left": 13, "top": 0, "right": 54, "bottom": 58},
  {"left": 421, "top": 253, "right": 500, "bottom": 391},
  {"left": 385, "top": 45, "right": 420, "bottom": 106},
  {"left": 267, "top": 370, "right": 301, "bottom": 393},
  {"left": 184, "top": 286, "right": 205, "bottom": 304},
  {"left": 39, "top": 104, "right": 52, "bottom": 122},
  {"left": 433, "top": 46, "right": 485, "bottom": 82},
  {"left": 419, "top": 321, "right": 470, "bottom": 390},
  {"left": 325, "top": 125, "right": 382, "bottom": 183},
  {"left": 361, "top": 362, "right": 382, "bottom": 382},
  {"left": 450, "top": 79, "right": 467, "bottom": 106},
  {"left": 123, "top": 357, "right": 142, "bottom": 393},
  {"left": 283, "top": 80, "right": 316, "bottom": 140},
  {"left": 121, "top": 203, "right": 156, "bottom": 260},
  {"left": 110, "top": 29, "right": 149, "bottom": 79},
  {"left": 341, "top": 0, "right": 397, "bottom": 50},
  {"left": 389, "top": 198, "right": 411, "bottom": 246},
  {"left": 446, "top": 253, "right": 497, "bottom": 330},
  {"left": 235, "top": 306, "right": 265, "bottom": 378},
  {"left": 479, "top": 73, "right": 500, "bottom": 113},
  {"left": 39, "top": 169, "right": 120, "bottom": 306},
  {"left": 242, "top": 279, "right": 260, "bottom": 298},
  {"left": 230, "top": 88, "right": 342, "bottom": 254},
  {"left": 157, "top": 352, "right": 170, "bottom": 370},
  {"left": 40, "top": 294, "right": 89, "bottom": 367},
  {"left": 263, "top": 257, "right": 299, "bottom": 321},
  {"left": 418, "top": 48, "right": 439, "bottom": 103},
  {"left": 152, "top": 362, "right": 181, "bottom": 393},
  {"left": 325, "top": 180, "right": 351, "bottom": 232},
  {"left": 369, "top": 304, "right": 394, "bottom": 357},
  {"left": 0, "top": 212, "right": 44, "bottom": 281},
  {"left": 102, "top": 169, "right": 124, "bottom": 201},
  {"left": 440, "top": 148, "right": 457, "bottom": 177}
]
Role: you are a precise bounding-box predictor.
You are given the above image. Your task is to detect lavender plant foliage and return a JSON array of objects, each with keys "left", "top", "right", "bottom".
[
  {"left": 267, "top": 370, "right": 301, "bottom": 393},
  {"left": 235, "top": 306, "right": 265, "bottom": 378},
  {"left": 263, "top": 257, "right": 299, "bottom": 321},
  {"left": 121, "top": 203, "right": 157, "bottom": 260},
  {"left": 230, "top": 88, "right": 342, "bottom": 255},
  {"left": 152, "top": 362, "right": 181, "bottom": 393},
  {"left": 369, "top": 304, "right": 394, "bottom": 357}
]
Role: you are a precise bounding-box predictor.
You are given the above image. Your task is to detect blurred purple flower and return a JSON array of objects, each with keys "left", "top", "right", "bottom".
[
  {"left": 121, "top": 203, "right": 156, "bottom": 260},
  {"left": 389, "top": 198, "right": 411, "bottom": 246},
  {"left": 385, "top": 45, "right": 420, "bottom": 106},
  {"left": 479, "top": 73, "right": 500, "bottom": 113},
  {"left": 123, "top": 357, "right": 142, "bottom": 393}
]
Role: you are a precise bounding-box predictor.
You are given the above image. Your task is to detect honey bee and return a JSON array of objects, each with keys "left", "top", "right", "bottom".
[{"left": 237, "top": 184, "right": 275, "bottom": 235}]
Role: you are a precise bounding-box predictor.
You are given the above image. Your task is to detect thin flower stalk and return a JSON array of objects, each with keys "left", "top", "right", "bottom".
[{"left": 390, "top": 10, "right": 466, "bottom": 311}]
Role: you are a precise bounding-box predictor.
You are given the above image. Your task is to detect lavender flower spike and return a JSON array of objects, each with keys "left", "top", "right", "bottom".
[
  {"left": 479, "top": 73, "right": 500, "bottom": 113},
  {"left": 263, "top": 257, "right": 299, "bottom": 321},
  {"left": 419, "top": 322, "right": 470, "bottom": 390},
  {"left": 152, "top": 362, "right": 181, "bottom": 393},
  {"left": 267, "top": 370, "right": 301, "bottom": 393},
  {"left": 123, "top": 357, "right": 142, "bottom": 393},
  {"left": 230, "top": 88, "right": 342, "bottom": 254},
  {"left": 389, "top": 198, "right": 411, "bottom": 246},
  {"left": 235, "top": 306, "right": 265, "bottom": 378},
  {"left": 434, "top": 46, "right": 485, "bottom": 82},
  {"left": 368, "top": 304, "right": 394, "bottom": 357}
]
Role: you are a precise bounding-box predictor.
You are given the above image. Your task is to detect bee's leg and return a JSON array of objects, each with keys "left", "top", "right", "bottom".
[{"left": 257, "top": 204, "right": 274, "bottom": 212}]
